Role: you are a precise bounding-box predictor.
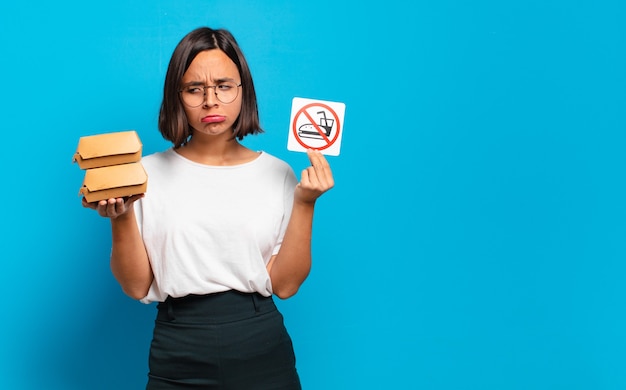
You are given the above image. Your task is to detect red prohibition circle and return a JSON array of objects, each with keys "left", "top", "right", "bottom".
[{"left": 291, "top": 102, "right": 341, "bottom": 150}]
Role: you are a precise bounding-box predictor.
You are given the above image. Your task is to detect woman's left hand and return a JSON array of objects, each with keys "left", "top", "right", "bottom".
[{"left": 295, "top": 149, "right": 334, "bottom": 204}]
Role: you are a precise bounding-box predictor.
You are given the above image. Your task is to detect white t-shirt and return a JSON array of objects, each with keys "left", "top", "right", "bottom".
[{"left": 135, "top": 148, "right": 297, "bottom": 304}]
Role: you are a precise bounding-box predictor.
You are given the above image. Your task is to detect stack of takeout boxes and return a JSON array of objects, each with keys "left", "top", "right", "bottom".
[{"left": 73, "top": 130, "right": 148, "bottom": 203}]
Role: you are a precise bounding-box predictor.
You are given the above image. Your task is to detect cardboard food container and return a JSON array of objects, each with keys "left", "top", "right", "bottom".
[
  {"left": 73, "top": 130, "right": 142, "bottom": 169},
  {"left": 79, "top": 162, "right": 148, "bottom": 203}
]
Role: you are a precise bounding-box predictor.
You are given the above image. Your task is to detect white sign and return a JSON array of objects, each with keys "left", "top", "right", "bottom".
[{"left": 287, "top": 97, "right": 345, "bottom": 156}]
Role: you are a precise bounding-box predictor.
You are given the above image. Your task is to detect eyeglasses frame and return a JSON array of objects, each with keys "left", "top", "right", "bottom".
[{"left": 178, "top": 82, "right": 242, "bottom": 107}]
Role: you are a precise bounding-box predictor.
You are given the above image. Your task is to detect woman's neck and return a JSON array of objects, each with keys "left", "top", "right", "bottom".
[{"left": 177, "top": 134, "right": 258, "bottom": 166}]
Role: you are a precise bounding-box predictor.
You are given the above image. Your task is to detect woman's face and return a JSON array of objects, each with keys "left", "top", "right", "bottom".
[{"left": 180, "top": 49, "right": 242, "bottom": 138}]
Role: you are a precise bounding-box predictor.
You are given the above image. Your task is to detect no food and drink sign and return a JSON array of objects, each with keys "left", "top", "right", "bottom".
[{"left": 287, "top": 97, "right": 345, "bottom": 156}]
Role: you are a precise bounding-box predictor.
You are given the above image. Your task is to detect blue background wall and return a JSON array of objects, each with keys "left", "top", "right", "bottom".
[{"left": 1, "top": 1, "right": 625, "bottom": 389}]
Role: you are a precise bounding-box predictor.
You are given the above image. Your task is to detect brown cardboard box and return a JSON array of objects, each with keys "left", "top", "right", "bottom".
[
  {"left": 73, "top": 130, "right": 142, "bottom": 169},
  {"left": 79, "top": 162, "right": 148, "bottom": 202}
]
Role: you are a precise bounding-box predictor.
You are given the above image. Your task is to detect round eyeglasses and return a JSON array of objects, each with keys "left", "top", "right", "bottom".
[{"left": 179, "top": 81, "right": 242, "bottom": 106}]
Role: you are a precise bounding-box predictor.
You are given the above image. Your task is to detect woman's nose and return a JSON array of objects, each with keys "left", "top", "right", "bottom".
[{"left": 203, "top": 87, "right": 218, "bottom": 106}]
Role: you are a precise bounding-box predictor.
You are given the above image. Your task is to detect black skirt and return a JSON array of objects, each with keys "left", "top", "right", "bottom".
[{"left": 146, "top": 290, "right": 302, "bottom": 390}]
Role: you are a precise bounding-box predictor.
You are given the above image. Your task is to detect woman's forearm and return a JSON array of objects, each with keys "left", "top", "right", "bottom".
[
  {"left": 268, "top": 200, "right": 315, "bottom": 299},
  {"left": 109, "top": 209, "right": 153, "bottom": 300}
]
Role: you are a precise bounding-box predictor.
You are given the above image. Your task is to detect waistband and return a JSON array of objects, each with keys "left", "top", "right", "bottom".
[{"left": 156, "top": 290, "right": 276, "bottom": 324}]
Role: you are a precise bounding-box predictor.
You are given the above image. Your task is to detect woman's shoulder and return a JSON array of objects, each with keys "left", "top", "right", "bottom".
[
  {"left": 257, "top": 151, "right": 293, "bottom": 172},
  {"left": 139, "top": 149, "right": 181, "bottom": 177},
  {"left": 142, "top": 148, "right": 175, "bottom": 163}
]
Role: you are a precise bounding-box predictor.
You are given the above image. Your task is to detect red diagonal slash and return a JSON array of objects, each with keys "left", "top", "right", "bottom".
[{"left": 301, "top": 109, "right": 332, "bottom": 145}]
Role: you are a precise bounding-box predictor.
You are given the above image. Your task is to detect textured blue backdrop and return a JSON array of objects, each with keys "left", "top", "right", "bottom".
[{"left": 1, "top": 1, "right": 625, "bottom": 389}]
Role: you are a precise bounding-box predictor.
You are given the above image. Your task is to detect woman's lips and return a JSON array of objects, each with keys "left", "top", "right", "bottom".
[{"left": 201, "top": 115, "right": 226, "bottom": 123}]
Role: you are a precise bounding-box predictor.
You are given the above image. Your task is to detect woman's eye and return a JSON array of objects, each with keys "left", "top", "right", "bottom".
[
  {"left": 186, "top": 87, "right": 202, "bottom": 94},
  {"left": 217, "top": 84, "right": 233, "bottom": 91}
]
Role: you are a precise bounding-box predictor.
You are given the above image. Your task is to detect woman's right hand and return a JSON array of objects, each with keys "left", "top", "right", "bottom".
[{"left": 82, "top": 194, "right": 144, "bottom": 219}]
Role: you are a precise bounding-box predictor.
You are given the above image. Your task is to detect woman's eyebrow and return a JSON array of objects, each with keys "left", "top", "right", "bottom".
[
  {"left": 213, "top": 77, "right": 237, "bottom": 83},
  {"left": 180, "top": 81, "right": 205, "bottom": 88},
  {"left": 181, "top": 77, "right": 237, "bottom": 87}
]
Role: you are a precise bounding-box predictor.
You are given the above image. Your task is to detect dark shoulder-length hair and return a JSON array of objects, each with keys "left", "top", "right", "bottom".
[{"left": 158, "top": 27, "right": 263, "bottom": 148}]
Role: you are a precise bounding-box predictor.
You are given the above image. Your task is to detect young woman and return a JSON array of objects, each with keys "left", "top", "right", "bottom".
[{"left": 82, "top": 27, "right": 334, "bottom": 389}]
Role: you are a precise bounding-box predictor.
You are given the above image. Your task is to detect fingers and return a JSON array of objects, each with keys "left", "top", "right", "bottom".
[
  {"left": 305, "top": 149, "right": 334, "bottom": 190},
  {"left": 126, "top": 193, "right": 145, "bottom": 205},
  {"left": 296, "top": 150, "right": 334, "bottom": 204},
  {"left": 106, "top": 198, "right": 124, "bottom": 216},
  {"left": 307, "top": 149, "right": 328, "bottom": 170},
  {"left": 97, "top": 198, "right": 119, "bottom": 218},
  {"left": 82, "top": 194, "right": 144, "bottom": 219}
]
